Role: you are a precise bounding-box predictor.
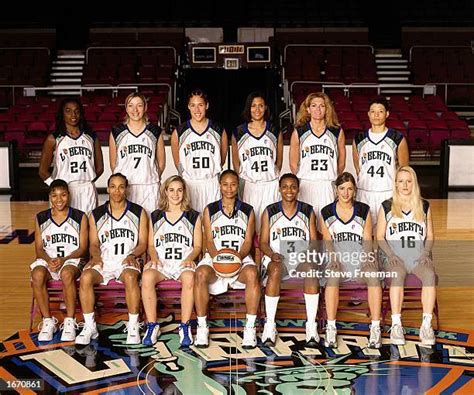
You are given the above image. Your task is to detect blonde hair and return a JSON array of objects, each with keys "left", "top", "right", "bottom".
[
  {"left": 124, "top": 92, "right": 149, "bottom": 124},
  {"left": 391, "top": 166, "right": 425, "bottom": 222},
  {"left": 295, "top": 92, "right": 340, "bottom": 128},
  {"left": 158, "top": 175, "right": 192, "bottom": 212}
]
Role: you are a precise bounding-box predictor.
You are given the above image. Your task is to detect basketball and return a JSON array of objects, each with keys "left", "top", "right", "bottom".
[{"left": 212, "top": 248, "right": 242, "bottom": 278}]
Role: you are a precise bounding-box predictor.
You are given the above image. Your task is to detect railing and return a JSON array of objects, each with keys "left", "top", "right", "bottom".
[
  {"left": 283, "top": 43, "right": 375, "bottom": 63},
  {"left": 85, "top": 46, "right": 177, "bottom": 64},
  {"left": 408, "top": 45, "right": 471, "bottom": 62},
  {"left": 0, "top": 85, "right": 35, "bottom": 107}
]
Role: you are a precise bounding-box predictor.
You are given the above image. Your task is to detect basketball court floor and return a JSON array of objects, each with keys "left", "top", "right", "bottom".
[{"left": 0, "top": 198, "right": 473, "bottom": 394}]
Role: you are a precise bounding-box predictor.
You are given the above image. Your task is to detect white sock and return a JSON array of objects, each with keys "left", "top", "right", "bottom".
[
  {"left": 327, "top": 320, "right": 337, "bottom": 328},
  {"left": 246, "top": 314, "right": 257, "bottom": 328},
  {"left": 265, "top": 295, "right": 280, "bottom": 323},
  {"left": 304, "top": 293, "right": 319, "bottom": 323},
  {"left": 371, "top": 320, "right": 380, "bottom": 328},
  {"left": 422, "top": 313, "right": 432, "bottom": 327},
  {"left": 197, "top": 316, "right": 207, "bottom": 327},
  {"left": 83, "top": 312, "right": 95, "bottom": 327},
  {"left": 391, "top": 314, "right": 402, "bottom": 326},
  {"left": 128, "top": 313, "right": 139, "bottom": 326}
]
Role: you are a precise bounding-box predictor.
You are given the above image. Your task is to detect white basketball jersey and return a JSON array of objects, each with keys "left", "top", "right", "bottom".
[
  {"left": 92, "top": 201, "right": 143, "bottom": 264},
  {"left": 112, "top": 123, "right": 162, "bottom": 185},
  {"left": 295, "top": 124, "right": 340, "bottom": 182},
  {"left": 207, "top": 199, "right": 253, "bottom": 251},
  {"left": 321, "top": 201, "right": 370, "bottom": 244},
  {"left": 151, "top": 209, "right": 200, "bottom": 265},
  {"left": 355, "top": 129, "right": 404, "bottom": 192},
  {"left": 266, "top": 201, "right": 313, "bottom": 254},
  {"left": 235, "top": 122, "right": 280, "bottom": 183},
  {"left": 176, "top": 120, "right": 224, "bottom": 180},
  {"left": 51, "top": 131, "right": 97, "bottom": 183},
  {"left": 383, "top": 198, "right": 429, "bottom": 263},
  {"left": 37, "top": 207, "right": 84, "bottom": 258}
]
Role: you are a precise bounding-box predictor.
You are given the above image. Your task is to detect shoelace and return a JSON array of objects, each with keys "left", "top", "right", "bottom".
[
  {"left": 388, "top": 324, "right": 406, "bottom": 335},
  {"left": 38, "top": 317, "right": 59, "bottom": 331},
  {"left": 123, "top": 321, "right": 144, "bottom": 333},
  {"left": 59, "top": 319, "right": 79, "bottom": 331}
]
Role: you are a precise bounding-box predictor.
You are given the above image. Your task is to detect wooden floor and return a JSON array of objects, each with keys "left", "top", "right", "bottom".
[{"left": 1, "top": 199, "right": 473, "bottom": 340}]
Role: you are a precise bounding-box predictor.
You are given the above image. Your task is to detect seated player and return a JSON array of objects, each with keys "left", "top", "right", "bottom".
[
  {"left": 377, "top": 166, "right": 436, "bottom": 346},
  {"left": 194, "top": 170, "right": 260, "bottom": 349},
  {"left": 76, "top": 173, "right": 148, "bottom": 345},
  {"left": 320, "top": 172, "right": 382, "bottom": 349},
  {"left": 141, "top": 175, "right": 202, "bottom": 347},
  {"left": 32, "top": 179, "right": 88, "bottom": 341},
  {"left": 260, "top": 173, "right": 320, "bottom": 346}
]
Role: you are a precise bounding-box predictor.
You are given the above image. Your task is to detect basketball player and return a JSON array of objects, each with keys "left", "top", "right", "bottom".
[
  {"left": 377, "top": 166, "right": 436, "bottom": 346},
  {"left": 171, "top": 89, "right": 228, "bottom": 214},
  {"left": 353, "top": 96, "right": 409, "bottom": 226},
  {"left": 260, "top": 173, "right": 320, "bottom": 346},
  {"left": 194, "top": 170, "right": 260, "bottom": 349},
  {"left": 289, "top": 92, "right": 346, "bottom": 223},
  {"left": 32, "top": 179, "right": 88, "bottom": 341},
  {"left": 320, "top": 172, "right": 382, "bottom": 349},
  {"left": 141, "top": 175, "right": 202, "bottom": 347},
  {"left": 232, "top": 92, "right": 283, "bottom": 232},
  {"left": 39, "top": 98, "right": 103, "bottom": 214},
  {"left": 109, "top": 92, "right": 165, "bottom": 214},
  {"left": 75, "top": 173, "right": 148, "bottom": 345}
]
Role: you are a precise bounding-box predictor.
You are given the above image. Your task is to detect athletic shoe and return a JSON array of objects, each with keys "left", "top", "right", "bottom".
[
  {"left": 142, "top": 322, "right": 160, "bottom": 346},
  {"left": 195, "top": 324, "right": 209, "bottom": 348},
  {"left": 179, "top": 322, "right": 193, "bottom": 347},
  {"left": 261, "top": 321, "right": 278, "bottom": 345},
  {"left": 324, "top": 325, "right": 338, "bottom": 348},
  {"left": 38, "top": 317, "right": 58, "bottom": 342},
  {"left": 368, "top": 325, "right": 382, "bottom": 349},
  {"left": 305, "top": 321, "right": 320, "bottom": 346},
  {"left": 389, "top": 324, "right": 406, "bottom": 345},
  {"left": 60, "top": 317, "right": 78, "bottom": 342},
  {"left": 125, "top": 321, "right": 141, "bottom": 345},
  {"left": 75, "top": 323, "right": 99, "bottom": 345},
  {"left": 419, "top": 324, "right": 436, "bottom": 346},
  {"left": 242, "top": 326, "right": 257, "bottom": 349}
]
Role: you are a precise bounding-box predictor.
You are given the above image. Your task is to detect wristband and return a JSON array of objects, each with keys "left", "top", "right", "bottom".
[{"left": 44, "top": 177, "right": 54, "bottom": 186}]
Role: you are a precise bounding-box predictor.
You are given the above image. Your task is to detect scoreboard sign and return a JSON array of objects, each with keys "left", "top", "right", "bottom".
[{"left": 189, "top": 43, "right": 272, "bottom": 68}]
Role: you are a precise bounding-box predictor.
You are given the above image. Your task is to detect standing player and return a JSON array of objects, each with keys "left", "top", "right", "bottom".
[
  {"left": 39, "top": 98, "right": 103, "bottom": 214},
  {"left": 289, "top": 92, "right": 346, "bottom": 222},
  {"left": 259, "top": 173, "right": 320, "bottom": 346},
  {"left": 32, "top": 179, "right": 88, "bottom": 341},
  {"left": 377, "top": 166, "right": 436, "bottom": 346},
  {"left": 320, "top": 172, "right": 382, "bottom": 349},
  {"left": 194, "top": 170, "right": 260, "bottom": 349},
  {"left": 171, "top": 89, "right": 228, "bottom": 214},
  {"left": 141, "top": 175, "right": 202, "bottom": 347},
  {"left": 353, "top": 96, "right": 409, "bottom": 226},
  {"left": 109, "top": 92, "right": 165, "bottom": 214},
  {"left": 75, "top": 173, "right": 148, "bottom": 345},
  {"left": 232, "top": 92, "right": 283, "bottom": 232}
]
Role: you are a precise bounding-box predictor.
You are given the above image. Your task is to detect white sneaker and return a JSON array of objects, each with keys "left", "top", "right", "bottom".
[
  {"left": 75, "top": 323, "right": 99, "bottom": 345},
  {"left": 125, "top": 321, "right": 141, "bottom": 345},
  {"left": 38, "top": 317, "right": 58, "bottom": 342},
  {"left": 242, "top": 326, "right": 257, "bottom": 349},
  {"left": 368, "top": 325, "right": 382, "bottom": 349},
  {"left": 324, "top": 325, "right": 337, "bottom": 348},
  {"left": 390, "top": 323, "right": 406, "bottom": 345},
  {"left": 305, "top": 321, "right": 320, "bottom": 346},
  {"left": 195, "top": 324, "right": 209, "bottom": 348},
  {"left": 261, "top": 321, "right": 277, "bottom": 345},
  {"left": 60, "top": 318, "right": 78, "bottom": 342},
  {"left": 420, "top": 324, "right": 436, "bottom": 346}
]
